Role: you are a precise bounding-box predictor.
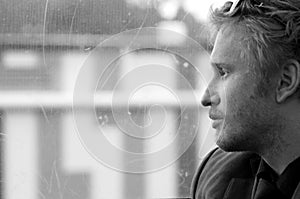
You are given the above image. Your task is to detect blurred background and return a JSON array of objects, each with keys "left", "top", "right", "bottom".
[{"left": 0, "top": 0, "right": 221, "bottom": 198}]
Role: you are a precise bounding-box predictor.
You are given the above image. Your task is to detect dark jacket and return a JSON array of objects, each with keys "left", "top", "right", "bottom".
[{"left": 191, "top": 148, "right": 300, "bottom": 199}]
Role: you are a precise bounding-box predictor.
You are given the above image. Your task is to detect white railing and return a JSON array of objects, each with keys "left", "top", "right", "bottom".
[{"left": 0, "top": 90, "right": 204, "bottom": 108}]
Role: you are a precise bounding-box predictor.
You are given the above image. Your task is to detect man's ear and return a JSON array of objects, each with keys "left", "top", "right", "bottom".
[{"left": 276, "top": 59, "right": 300, "bottom": 103}]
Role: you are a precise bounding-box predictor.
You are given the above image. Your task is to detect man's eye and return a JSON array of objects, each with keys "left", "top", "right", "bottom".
[{"left": 217, "top": 66, "right": 228, "bottom": 77}]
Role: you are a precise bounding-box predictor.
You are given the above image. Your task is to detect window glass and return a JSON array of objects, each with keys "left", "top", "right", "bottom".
[{"left": 0, "top": 0, "right": 216, "bottom": 198}]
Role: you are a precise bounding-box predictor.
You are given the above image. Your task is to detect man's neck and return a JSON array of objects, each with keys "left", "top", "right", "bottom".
[{"left": 261, "top": 130, "right": 300, "bottom": 175}]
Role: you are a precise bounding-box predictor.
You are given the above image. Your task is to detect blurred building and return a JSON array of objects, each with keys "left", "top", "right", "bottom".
[{"left": 0, "top": 0, "right": 215, "bottom": 199}]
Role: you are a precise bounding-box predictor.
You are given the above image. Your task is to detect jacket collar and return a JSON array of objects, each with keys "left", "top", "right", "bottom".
[{"left": 292, "top": 183, "right": 300, "bottom": 199}]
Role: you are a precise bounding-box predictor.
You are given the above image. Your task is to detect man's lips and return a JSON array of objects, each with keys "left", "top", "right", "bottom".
[
  {"left": 209, "top": 111, "right": 223, "bottom": 128},
  {"left": 211, "top": 119, "right": 223, "bottom": 129},
  {"left": 209, "top": 115, "right": 223, "bottom": 120},
  {"left": 209, "top": 111, "right": 223, "bottom": 120}
]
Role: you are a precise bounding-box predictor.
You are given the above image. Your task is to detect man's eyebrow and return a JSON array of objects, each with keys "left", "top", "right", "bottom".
[{"left": 210, "top": 62, "right": 234, "bottom": 68}]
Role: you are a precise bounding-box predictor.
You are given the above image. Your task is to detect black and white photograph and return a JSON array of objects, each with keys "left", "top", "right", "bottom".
[{"left": 1, "top": 0, "right": 300, "bottom": 198}]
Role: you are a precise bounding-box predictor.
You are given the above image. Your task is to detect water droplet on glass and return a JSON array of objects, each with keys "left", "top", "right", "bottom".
[
  {"left": 185, "top": 172, "right": 189, "bottom": 177},
  {"left": 84, "top": 46, "right": 92, "bottom": 51},
  {"left": 183, "top": 62, "right": 189, "bottom": 68}
]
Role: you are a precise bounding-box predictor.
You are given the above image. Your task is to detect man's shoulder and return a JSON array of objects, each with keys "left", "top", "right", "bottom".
[{"left": 191, "top": 148, "right": 260, "bottom": 199}]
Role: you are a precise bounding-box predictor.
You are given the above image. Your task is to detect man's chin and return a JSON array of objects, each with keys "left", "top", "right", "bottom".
[{"left": 215, "top": 132, "right": 248, "bottom": 152}]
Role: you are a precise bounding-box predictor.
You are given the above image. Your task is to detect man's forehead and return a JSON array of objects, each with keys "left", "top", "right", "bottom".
[{"left": 210, "top": 26, "right": 247, "bottom": 65}]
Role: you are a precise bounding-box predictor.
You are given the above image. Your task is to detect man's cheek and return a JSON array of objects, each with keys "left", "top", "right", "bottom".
[{"left": 223, "top": 84, "right": 239, "bottom": 106}]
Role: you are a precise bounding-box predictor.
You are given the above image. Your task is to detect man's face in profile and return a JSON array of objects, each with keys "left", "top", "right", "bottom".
[{"left": 201, "top": 25, "right": 279, "bottom": 152}]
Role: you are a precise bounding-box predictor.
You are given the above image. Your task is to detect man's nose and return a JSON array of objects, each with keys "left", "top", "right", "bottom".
[
  {"left": 201, "top": 88, "right": 220, "bottom": 107},
  {"left": 201, "top": 88, "right": 212, "bottom": 107}
]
